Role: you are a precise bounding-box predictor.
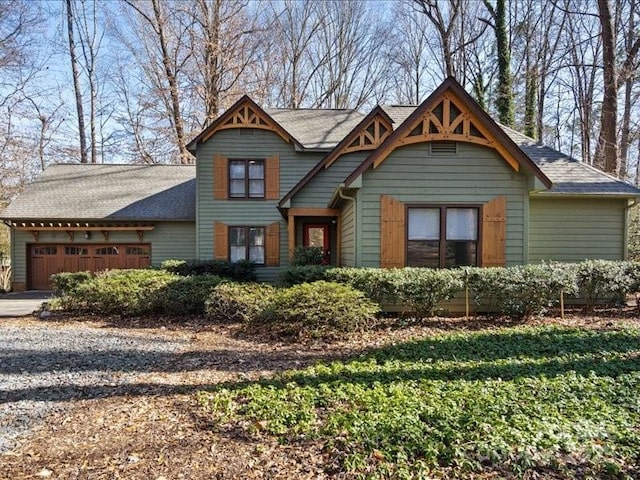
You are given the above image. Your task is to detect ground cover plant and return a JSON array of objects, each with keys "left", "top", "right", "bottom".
[{"left": 198, "top": 324, "right": 640, "bottom": 479}]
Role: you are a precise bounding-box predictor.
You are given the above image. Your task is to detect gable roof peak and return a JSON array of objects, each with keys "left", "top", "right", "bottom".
[{"left": 344, "top": 77, "right": 552, "bottom": 188}]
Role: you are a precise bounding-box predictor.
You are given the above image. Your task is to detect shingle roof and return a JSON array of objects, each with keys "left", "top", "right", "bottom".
[
  {"left": 0, "top": 164, "right": 196, "bottom": 221},
  {"left": 265, "top": 108, "right": 364, "bottom": 150},
  {"left": 502, "top": 127, "right": 640, "bottom": 196},
  {"left": 380, "top": 105, "right": 418, "bottom": 126}
]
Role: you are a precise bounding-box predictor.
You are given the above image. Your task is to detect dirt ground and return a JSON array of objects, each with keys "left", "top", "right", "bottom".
[{"left": 1, "top": 309, "right": 638, "bottom": 480}]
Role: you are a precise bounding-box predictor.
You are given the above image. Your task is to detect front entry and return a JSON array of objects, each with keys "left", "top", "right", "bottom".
[{"left": 303, "top": 223, "right": 330, "bottom": 265}]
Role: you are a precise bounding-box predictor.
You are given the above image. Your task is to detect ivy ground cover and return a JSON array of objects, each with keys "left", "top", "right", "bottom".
[{"left": 198, "top": 325, "right": 640, "bottom": 479}]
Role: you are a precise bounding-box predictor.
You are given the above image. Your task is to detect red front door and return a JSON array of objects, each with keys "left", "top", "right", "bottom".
[{"left": 303, "top": 224, "right": 330, "bottom": 264}]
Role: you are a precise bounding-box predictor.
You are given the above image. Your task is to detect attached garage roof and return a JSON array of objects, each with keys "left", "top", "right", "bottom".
[{"left": 1, "top": 164, "right": 196, "bottom": 221}]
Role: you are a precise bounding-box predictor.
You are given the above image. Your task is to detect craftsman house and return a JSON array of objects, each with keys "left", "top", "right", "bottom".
[{"left": 2, "top": 78, "right": 639, "bottom": 290}]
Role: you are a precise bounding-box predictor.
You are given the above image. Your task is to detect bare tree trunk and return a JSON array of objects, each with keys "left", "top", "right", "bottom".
[
  {"left": 66, "top": 0, "right": 87, "bottom": 163},
  {"left": 125, "top": 0, "right": 192, "bottom": 164},
  {"left": 596, "top": 0, "right": 619, "bottom": 175},
  {"left": 150, "top": 0, "right": 190, "bottom": 164},
  {"left": 618, "top": 0, "right": 640, "bottom": 178}
]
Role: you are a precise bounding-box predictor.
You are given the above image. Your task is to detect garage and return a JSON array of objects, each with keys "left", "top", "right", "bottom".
[{"left": 29, "top": 244, "right": 151, "bottom": 289}]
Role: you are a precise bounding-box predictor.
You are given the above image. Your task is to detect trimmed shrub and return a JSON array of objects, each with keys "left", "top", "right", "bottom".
[
  {"left": 325, "top": 267, "right": 398, "bottom": 304},
  {"left": 155, "top": 275, "right": 224, "bottom": 314},
  {"left": 326, "top": 267, "right": 463, "bottom": 316},
  {"left": 206, "top": 282, "right": 275, "bottom": 323},
  {"left": 278, "top": 265, "right": 330, "bottom": 287},
  {"left": 71, "top": 269, "right": 175, "bottom": 315},
  {"left": 54, "top": 269, "right": 222, "bottom": 316},
  {"left": 160, "top": 259, "right": 256, "bottom": 282},
  {"left": 576, "top": 260, "right": 632, "bottom": 309},
  {"left": 465, "top": 263, "right": 579, "bottom": 319},
  {"left": 290, "top": 246, "right": 324, "bottom": 266},
  {"left": 51, "top": 271, "right": 93, "bottom": 295},
  {"left": 253, "top": 281, "right": 379, "bottom": 339}
]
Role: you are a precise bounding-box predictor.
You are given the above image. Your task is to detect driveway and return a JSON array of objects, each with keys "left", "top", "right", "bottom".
[{"left": 0, "top": 291, "right": 52, "bottom": 317}]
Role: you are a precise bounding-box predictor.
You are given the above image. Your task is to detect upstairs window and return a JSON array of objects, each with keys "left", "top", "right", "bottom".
[
  {"left": 407, "top": 206, "right": 478, "bottom": 268},
  {"left": 229, "top": 159, "right": 265, "bottom": 198}
]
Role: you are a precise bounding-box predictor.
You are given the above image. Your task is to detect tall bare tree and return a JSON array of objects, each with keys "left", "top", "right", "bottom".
[
  {"left": 66, "top": 0, "right": 88, "bottom": 163},
  {"left": 618, "top": 0, "right": 640, "bottom": 178},
  {"left": 595, "top": 0, "right": 619, "bottom": 174},
  {"left": 123, "top": 0, "right": 193, "bottom": 164}
]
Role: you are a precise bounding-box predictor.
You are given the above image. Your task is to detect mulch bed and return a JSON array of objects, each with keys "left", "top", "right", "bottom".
[{"left": 1, "top": 307, "right": 639, "bottom": 479}]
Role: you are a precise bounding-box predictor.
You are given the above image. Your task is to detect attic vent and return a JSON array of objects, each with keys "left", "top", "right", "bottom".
[{"left": 429, "top": 141, "right": 458, "bottom": 155}]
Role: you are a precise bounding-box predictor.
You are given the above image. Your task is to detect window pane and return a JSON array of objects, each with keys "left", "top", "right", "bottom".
[
  {"left": 230, "top": 246, "right": 246, "bottom": 262},
  {"left": 249, "top": 179, "right": 264, "bottom": 197},
  {"left": 446, "top": 208, "right": 478, "bottom": 240},
  {"left": 249, "top": 246, "right": 265, "bottom": 263},
  {"left": 65, "top": 247, "right": 88, "bottom": 255},
  {"left": 248, "top": 161, "right": 264, "bottom": 179},
  {"left": 408, "top": 208, "right": 439, "bottom": 240},
  {"left": 96, "top": 247, "right": 118, "bottom": 255},
  {"left": 126, "top": 247, "right": 150, "bottom": 256},
  {"left": 230, "top": 161, "right": 245, "bottom": 179},
  {"left": 407, "top": 240, "right": 440, "bottom": 267},
  {"left": 248, "top": 228, "right": 264, "bottom": 246},
  {"left": 230, "top": 179, "right": 245, "bottom": 197},
  {"left": 230, "top": 227, "right": 246, "bottom": 246},
  {"left": 445, "top": 241, "right": 477, "bottom": 267}
]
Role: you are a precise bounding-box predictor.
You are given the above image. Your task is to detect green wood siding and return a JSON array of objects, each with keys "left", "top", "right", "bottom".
[
  {"left": 341, "top": 198, "right": 356, "bottom": 266},
  {"left": 291, "top": 152, "right": 368, "bottom": 207},
  {"left": 196, "top": 129, "right": 322, "bottom": 282},
  {"left": 11, "top": 221, "right": 196, "bottom": 285},
  {"left": 529, "top": 197, "right": 627, "bottom": 262},
  {"left": 358, "top": 142, "right": 528, "bottom": 267}
]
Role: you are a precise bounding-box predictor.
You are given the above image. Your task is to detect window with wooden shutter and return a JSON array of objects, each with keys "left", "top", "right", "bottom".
[
  {"left": 265, "top": 221, "right": 280, "bottom": 266},
  {"left": 214, "top": 221, "right": 228, "bottom": 260},
  {"left": 213, "top": 155, "right": 228, "bottom": 199},
  {"left": 481, "top": 196, "right": 506, "bottom": 267},
  {"left": 265, "top": 154, "right": 280, "bottom": 200},
  {"left": 380, "top": 195, "right": 406, "bottom": 268}
]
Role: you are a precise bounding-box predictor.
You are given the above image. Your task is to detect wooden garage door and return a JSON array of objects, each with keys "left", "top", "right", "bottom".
[{"left": 29, "top": 244, "right": 151, "bottom": 290}]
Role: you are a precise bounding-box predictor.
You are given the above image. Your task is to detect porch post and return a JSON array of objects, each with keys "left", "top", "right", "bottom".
[{"left": 288, "top": 214, "right": 295, "bottom": 261}]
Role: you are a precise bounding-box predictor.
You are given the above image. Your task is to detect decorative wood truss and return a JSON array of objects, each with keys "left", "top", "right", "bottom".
[
  {"left": 374, "top": 92, "right": 520, "bottom": 172},
  {"left": 5, "top": 221, "right": 155, "bottom": 243},
  {"left": 202, "top": 100, "right": 292, "bottom": 144},
  {"left": 325, "top": 115, "right": 393, "bottom": 168}
]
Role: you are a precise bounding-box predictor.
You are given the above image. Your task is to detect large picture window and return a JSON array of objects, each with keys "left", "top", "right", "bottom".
[
  {"left": 408, "top": 206, "right": 478, "bottom": 268},
  {"left": 229, "top": 226, "right": 265, "bottom": 264},
  {"left": 229, "top": 159, "right": 265, "bottom": 198}
]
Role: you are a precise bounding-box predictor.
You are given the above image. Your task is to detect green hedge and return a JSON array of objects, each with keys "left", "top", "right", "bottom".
[
  {"left": 279, "top": 260, "right": 640, "bottom": 318},
  {"left": 51, "top": 271, "right": 94, "bottom": 296},
  {"left": 205, "top": 282, "right": 275, "bottom": 323},
  {"left": 160, "top": 259, "right": 256, "bottom": 282},
  {"left": 464, "top": 263, "right": 579, "bottom": 319},
  {"left": 326, "top": 267, "right": 462, "bottom": 317},
  {"left": 253, "top": 281, "right": 379, "bottom": 339},
  {"left": 278, "top": 265, "right": 330, "bottom": 287},
  {"left": 51, "top": 269, "right": 223, "bottom": 316}
]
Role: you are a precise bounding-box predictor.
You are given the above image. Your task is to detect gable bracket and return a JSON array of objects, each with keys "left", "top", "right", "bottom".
[{"left": 374, "top": 93, "right": 519, "bottom": 172}]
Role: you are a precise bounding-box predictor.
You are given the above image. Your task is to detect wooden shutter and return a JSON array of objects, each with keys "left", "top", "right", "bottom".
[
  {"left": 265, "top": 154, "right": 280, "bottom": 200},
  {"left": 481, "top": 196, "right": 506, "bottom": 267},
  {"left": 214, "top": 221, "right": 228, "bottom": 260},
  {"left": 380, "top": 195, "right": 406, "bottom": 268},
  {"left": 265, "top": 221, "right": 280, "bottom": 266},
  {"left": 213, "top": 154, "right": 228, "bottom": 199}
]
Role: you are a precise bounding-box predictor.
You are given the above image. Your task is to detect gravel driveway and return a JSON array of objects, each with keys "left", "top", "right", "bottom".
[{"left": 0, "top": 320, "right": 190, "bottom": 453}]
